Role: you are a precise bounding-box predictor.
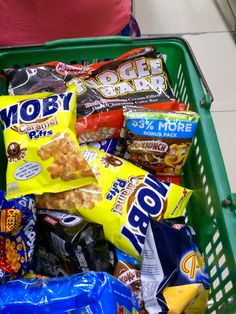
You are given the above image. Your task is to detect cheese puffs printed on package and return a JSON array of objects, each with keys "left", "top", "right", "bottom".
[
  {"left": 74, "top": 46, "right": 185, "bottom": 143},
  {"left": 37, "top": 146, "right": 192, "bottom": 260},
  {"left": 0, "top": 191, "right": 36, "bottom": 284},
  {"left": 121, "top": 106, "right": 200, "bottom": 176},
  {"left": 141, "top": 219, "right": 209, "bottom": 314},
  {"left": 0, "top": 84, "right": 96, "bottom": 199}
]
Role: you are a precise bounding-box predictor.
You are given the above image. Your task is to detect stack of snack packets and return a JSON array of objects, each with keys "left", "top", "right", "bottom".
[{"left": 0, "top": 46, "right": 210, "bottom": 314}]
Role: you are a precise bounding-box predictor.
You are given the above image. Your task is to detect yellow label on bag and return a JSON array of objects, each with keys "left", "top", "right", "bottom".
[
  {"left": 0, "top": 84, "right": 96, "bottom": 199},
  {"left": 184, "top": 289, "right": 209, "bottom": 314},
  {"left": 37, "top": 146, "right": 192, "bottom": 260},
  {"left": 163, "top": 283, "right": 205, "bottom": 314}
]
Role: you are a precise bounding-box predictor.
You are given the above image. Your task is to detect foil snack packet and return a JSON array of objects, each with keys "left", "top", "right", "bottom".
[
  {"left": 35, "top": 210, "right": 113, "bottom": 276},
  {"left": 141, "top": 218, "right": 209, "bottom": 314},
  {"left": 4, "top": 61, "right": 91, "bottom": 95}
]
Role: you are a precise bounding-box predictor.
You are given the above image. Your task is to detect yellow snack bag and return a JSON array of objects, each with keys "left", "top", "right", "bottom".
[
  {"left": 163, "top": 284, "right": 206, "bottom": 314},
  {"left": 184, "top": 289, "right": 209, "bottom": 314},
  {"left": 0, "top": 84, "right": 96, "bottom": 199},
  {"left": 37, "top": 146, "right": 192, "bottom": 259}
]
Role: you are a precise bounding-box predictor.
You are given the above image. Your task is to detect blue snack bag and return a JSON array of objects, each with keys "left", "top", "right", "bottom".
[
  {"left": 0, "top": 191, "right": 36, "bottom": 284},
  {"left": 141, "top": 218, "right": 209, "bottom": 314},
  {"left": 115, "top": 247, "right": 140, "bottom": 266},
  {"left": 0, "top": 272, "right": 138, "bottom": 313}
]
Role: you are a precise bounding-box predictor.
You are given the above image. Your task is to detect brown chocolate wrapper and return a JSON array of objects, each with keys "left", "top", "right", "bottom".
[{"left": 114, "top": 259, "right": 148, "bottom": 313}]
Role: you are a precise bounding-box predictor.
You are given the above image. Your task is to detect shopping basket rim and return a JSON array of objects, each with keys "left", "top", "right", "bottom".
[{"left": 0, "top": 35, "right": 213, "bottom": 103}]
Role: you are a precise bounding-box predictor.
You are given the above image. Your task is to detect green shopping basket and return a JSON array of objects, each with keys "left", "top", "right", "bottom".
[{"left": 0, "top": 36, "right": 235, "bottom": 313}]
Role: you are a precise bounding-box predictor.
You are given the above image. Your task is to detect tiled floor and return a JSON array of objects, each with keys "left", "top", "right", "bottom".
[{"left": 133, "top": 0, "right": 236, "bottom": 193}]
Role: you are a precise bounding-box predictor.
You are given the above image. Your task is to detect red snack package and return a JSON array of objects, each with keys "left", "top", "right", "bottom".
[{"left": 156, "top": 175, "right": 182, "bottom": 185}]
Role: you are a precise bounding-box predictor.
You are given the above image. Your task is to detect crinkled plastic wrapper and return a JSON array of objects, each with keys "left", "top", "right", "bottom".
[
  {"left": 141, "top": 218, "right": 210, "bottom": 314},
  {"left": 37, "top": 146, "right": 192, "bottom": 260},
  {"left": 0, "top": 191, "right": 36, "bottom": 284},
  {"left": 0, "top": 84, "right": 96, "bottom": 199},
  {"left": 4, "top": 61, "right": 91, "bottom": 95},
  {"left": 35, "top": 210, "right": 113, "bottom": 276},
  {"left": 0, "top": 272, "right": 139, "bottom": 313}
]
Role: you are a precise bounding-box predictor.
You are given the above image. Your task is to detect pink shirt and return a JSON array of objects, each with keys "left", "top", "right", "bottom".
[{"left": 0, "top": 0, "right": 131, "bottom": 46}]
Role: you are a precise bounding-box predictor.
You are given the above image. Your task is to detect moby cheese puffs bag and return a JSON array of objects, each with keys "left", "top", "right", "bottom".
[
  {"left": 0, "top": 84, "right": 96, "bottom": 199},
  {"left": 37, "top": 146, "right": 192, "bottom": 260}
]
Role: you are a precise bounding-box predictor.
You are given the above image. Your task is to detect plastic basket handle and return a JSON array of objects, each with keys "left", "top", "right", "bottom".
[
  {"left": 134, "top": 36, "right": 214, "bottom": 107},
  {"left": 44, "top": 36, "right": 133, "bottom": 48}
]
